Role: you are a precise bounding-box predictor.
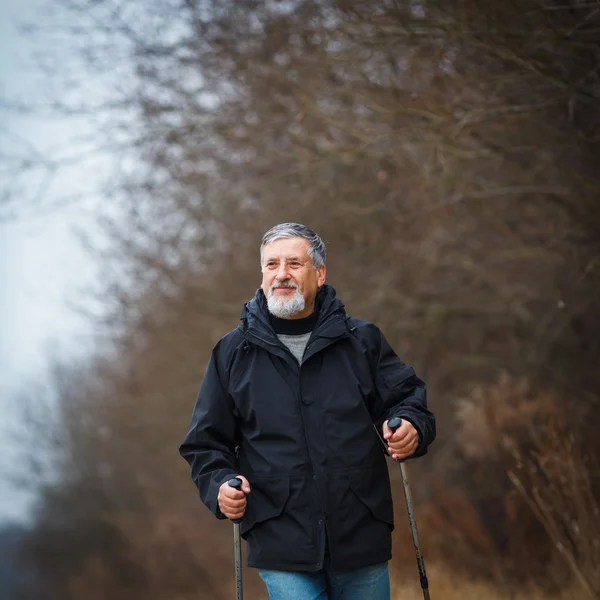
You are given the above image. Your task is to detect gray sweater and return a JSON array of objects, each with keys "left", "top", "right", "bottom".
[{"left": 277, "top": 332, "right": 311, "bottom": 364}]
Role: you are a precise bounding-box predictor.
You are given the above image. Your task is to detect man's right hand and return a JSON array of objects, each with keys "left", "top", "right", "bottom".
[{"left": 218, "top": 475, "right": 251, "bottom": 520}]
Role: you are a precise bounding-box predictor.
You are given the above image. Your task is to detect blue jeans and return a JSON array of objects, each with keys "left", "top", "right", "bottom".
[{"left": 259, "top": 562, "right": 390, "bottom": 600}]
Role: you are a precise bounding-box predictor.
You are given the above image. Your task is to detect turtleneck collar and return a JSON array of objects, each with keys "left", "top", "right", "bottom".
[{"left": 268, "top": 309, "right": 319, "bottom": 335}]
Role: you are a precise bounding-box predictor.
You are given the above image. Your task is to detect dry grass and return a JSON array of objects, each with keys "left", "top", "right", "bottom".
[
  {"left": 451, "top": 374, "right": 600, "bottom": 597},
  {"left": 507, "top": 430, "right": 600, "bottom": 598},
  {"left": 391, "top": 564, "right": 584, "bottom": 600}
]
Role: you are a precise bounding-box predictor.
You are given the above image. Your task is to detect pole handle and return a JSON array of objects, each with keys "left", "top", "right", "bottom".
[
  {"left": 228, "top": 477, "right": 243, "bottom": 524},
  {"left": 387, "top": 417, "right": 406, "bottom": 463},
  {"left": 387, "top": 416, "right": 402, "bottom": 431}
]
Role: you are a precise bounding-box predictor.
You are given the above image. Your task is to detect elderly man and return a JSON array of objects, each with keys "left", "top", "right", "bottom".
[{"left": 180, "top": 223, "right": 435, "bottom": 600}]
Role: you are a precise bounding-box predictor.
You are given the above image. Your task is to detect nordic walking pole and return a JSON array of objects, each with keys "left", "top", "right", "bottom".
[
  {"left": 227, "top": 477, "right": 244, "bottom": 600},
  {"left": 387, "top": 417, "right": 431, "bottom": 600}
]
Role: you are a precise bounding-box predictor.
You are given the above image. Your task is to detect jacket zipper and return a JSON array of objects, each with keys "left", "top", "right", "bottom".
[
  {"left": 245, "top": 314, "right": 342, "bottom": 568},
  {"left": 245, "top": 331, "right": 311, "bottom": 459},
  {"left": 247, "top": 331, "right": 299, "bottom": 372}
]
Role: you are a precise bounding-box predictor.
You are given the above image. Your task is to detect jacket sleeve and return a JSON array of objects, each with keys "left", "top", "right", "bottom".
[
  {"left": 365, "top": 325, "right": 436, "bottom": 458},
  {"left": 179, "top": 341, "right": 240, "bottom": 518}
]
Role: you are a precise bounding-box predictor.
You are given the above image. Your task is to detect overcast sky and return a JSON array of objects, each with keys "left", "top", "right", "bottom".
[{"left": 0, "top": 1, "right": 103, "bottom": 524}]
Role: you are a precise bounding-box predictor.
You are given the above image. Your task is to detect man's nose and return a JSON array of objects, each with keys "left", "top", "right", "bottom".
[{"left": 276, "top": 262, "right": 291, "bottom": 280}]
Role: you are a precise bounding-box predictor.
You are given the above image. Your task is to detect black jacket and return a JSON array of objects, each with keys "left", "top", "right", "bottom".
[{"left": 179, "top": 285, "right": 435, "bottom": 572}]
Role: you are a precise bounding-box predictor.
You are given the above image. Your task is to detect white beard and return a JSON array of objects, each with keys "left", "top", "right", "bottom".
[{"left": 267, "top": 283, "right": 306, "bottom": 318}]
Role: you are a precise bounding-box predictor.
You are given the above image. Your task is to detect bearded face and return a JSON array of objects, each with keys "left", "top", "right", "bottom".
[{"left": 260, "top": 238, "right": 326, "bottom": 320}]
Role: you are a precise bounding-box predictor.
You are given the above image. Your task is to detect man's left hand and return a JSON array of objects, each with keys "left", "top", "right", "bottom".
[{"left": 383, "top": 419, "right": 418, "bottom": 460}]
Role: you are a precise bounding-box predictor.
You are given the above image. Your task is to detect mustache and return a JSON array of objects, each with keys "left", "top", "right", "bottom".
[{"left": 270, "top": 280, "right": 298, "bottom": 290}]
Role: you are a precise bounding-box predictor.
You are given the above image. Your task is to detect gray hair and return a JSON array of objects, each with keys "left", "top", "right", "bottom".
[{"left": 260, "top": 223, "right": 326, "bottom": 269}]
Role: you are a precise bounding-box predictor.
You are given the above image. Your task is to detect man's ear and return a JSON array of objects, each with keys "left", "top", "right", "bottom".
[{"left": 317, "top": 265, "right": 326, "bottom": 287}]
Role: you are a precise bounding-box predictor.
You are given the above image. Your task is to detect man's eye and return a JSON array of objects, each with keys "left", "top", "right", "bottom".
[{"left": 290, "top": 262, "right": 301, "bottom": 267}]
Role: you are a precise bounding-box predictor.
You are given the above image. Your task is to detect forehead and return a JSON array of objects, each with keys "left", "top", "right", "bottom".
[{"left": 262, "top": 237, "right": 311, "bottom": 260}]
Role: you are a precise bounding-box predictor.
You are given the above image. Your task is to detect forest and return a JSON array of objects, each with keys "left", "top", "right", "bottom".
[{"left": 5, "top": 1, "right": 600, "bottom": 598}]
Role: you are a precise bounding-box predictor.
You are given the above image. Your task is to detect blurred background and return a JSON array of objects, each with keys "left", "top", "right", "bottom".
[{"left": 1, "top": 1, "right": 599, "bottom": 599}]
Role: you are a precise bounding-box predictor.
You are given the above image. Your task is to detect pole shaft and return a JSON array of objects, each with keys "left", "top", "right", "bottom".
[
  {"left": 228, "top": 477, "right": 244, "bottom": 600},
  {"left": 233, "top": 522, "right": 243, "bottom": 600},
  {"left": 399, "top": 461, "right": 430, "bottom": 600}
]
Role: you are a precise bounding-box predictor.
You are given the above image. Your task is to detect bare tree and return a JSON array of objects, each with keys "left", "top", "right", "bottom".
[{"left": 10, "top": 0, "right": 600, "bottom": 597}]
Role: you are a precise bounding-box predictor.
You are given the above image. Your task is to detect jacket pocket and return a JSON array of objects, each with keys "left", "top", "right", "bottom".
[
  {"left": 241, "top": 476, "right": 290, "bottom": 537},
  {"left": 348, "top": 462, "right": 394, "bottom": 527}
]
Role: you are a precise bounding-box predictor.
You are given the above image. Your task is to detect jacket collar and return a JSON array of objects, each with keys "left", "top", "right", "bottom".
[{"left": 240, "top": 284, "right": 348, "bottom": 344}]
